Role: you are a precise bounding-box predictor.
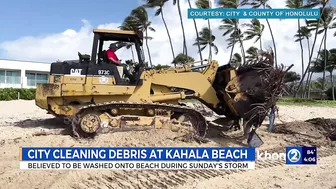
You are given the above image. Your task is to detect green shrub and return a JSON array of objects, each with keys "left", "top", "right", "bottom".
[
  {"left": 0, "top": 88, "right": 36, "bottom": 101},
  {"left": 278, "top": 97, "right": 336, "bottom": 106},
  {"left": 325, "top": 87, "right": 336, "bottom": 100}
]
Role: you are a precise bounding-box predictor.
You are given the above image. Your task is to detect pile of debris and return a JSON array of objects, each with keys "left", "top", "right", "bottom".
[
  {"left": 305, "top": 118, "right": 336, "bottom": 141},
  {"left": 273, "top": 118, "right": 336, "bottom": 147}
]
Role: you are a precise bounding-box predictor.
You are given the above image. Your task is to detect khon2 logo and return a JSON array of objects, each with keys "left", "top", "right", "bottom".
[
  {"left": 287, "top": 148, "right": 301, "bottom": 163},
  {"left": 286, "top": 146, "right": 317, "bottom": 165}
]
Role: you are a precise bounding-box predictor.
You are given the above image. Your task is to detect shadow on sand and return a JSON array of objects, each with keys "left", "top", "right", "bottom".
[
  {"left": 205, "top": 126, "right": 248, "bottom": 147},
  {"left": 12, "top": 117, "right": 250, "bottom": 145},
  {"left": 13, "top": 117, "right": 72, "bottom": 135}
]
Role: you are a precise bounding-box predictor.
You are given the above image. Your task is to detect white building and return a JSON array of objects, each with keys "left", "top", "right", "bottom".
[{"left": 0, "top": 59, "right": 51, "bottom": 88}]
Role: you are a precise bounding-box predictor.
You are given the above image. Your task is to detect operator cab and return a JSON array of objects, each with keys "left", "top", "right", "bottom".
[{"left": 49, "top": 29, "right": 146, "bottom": 85}]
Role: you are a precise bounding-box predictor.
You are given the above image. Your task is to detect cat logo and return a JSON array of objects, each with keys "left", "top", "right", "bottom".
[{"left": 70, "top": 69, "right": 82, "bottom": 76}]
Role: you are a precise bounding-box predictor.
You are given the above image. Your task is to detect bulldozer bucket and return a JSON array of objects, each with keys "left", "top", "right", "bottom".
[
  {"left": 210, "top": 50, "right": 293, "bottom": 144},
  {"left": 225, "top": 62, "right": 293, "bottom": 132}
]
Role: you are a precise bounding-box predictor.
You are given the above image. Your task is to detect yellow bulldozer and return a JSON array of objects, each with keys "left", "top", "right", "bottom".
[{"left": 35, "top": 29, "right": 292, "bottom": 147}]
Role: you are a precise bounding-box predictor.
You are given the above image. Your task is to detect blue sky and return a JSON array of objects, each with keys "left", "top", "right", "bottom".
[
  {"left": 0, "top": 0, "right": 335, "bottom": 77},
  {"left": 0, "top": 0, "right": 143, "bottom": 42},
  {"left": 1, "top": 0, "right": 335, "bottom": 43}
]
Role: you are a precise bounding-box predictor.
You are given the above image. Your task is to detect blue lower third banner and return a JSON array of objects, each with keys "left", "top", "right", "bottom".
[
  {"left": 187, "top": 8, "right": 320, "bottom": 19},
  {"left": 19, "top": 147, "right": 256, "bottom": 170}
]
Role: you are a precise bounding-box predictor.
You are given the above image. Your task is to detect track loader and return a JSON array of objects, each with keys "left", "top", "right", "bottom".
[{"left": 35, "top": 29, "right": 292, "bottom": 146}]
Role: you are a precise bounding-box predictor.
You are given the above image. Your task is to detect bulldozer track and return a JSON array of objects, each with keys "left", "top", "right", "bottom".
[
  {"left": 71, "top": 101, "right": 209, "bottom": 138},
  {"left": 73, "top": 146, "right": 336, "bottom": 189}
]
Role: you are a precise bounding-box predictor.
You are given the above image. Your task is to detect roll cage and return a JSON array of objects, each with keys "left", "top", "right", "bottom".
[{"left": 90, "top": 29, "right": 145, "bottom": 65}]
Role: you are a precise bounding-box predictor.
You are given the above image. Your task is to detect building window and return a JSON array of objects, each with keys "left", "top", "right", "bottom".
[
  {"left": 26, "top": 73, "right": 48, "bottom": 86},
  {"left": 0, "top": 70, "right": 21, "bottom": 84},
  {"left": 0, "top": 70, "right": 5, "bottom": 84},
  {"left": 27, "top": 73, "right": 36, "bottom": 86}
]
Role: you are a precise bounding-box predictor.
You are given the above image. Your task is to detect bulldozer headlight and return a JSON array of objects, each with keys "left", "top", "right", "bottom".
[{"left": 54, "top": 76, "right": 61, "bottom": 83}]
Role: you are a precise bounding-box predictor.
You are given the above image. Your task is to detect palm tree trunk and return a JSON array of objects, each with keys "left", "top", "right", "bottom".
[
  {"left": 177, "top": 0, "right": 187, "bottom": 57},
  {"left": 239, "top": 39, "right": 246, "bottom": 64},
  {"left": 265, "top": 18, "right": 277, "bottom": 67},
  {"left": 330, "top": 70, "right": 335, "bottom": 100},
  {"left": 304, "top": 71, "right": 311, "bottom": 98},
  {"left": 321, "top": 29, "right": 327, "bottom": 99},
  {"left": 229, "top": 44, "right": 235, "bottom": 64},
  {"left": 303, "top": 37, "right": 311, "bottom": 98},
  {"left": 305, "top": 38, "right": 311, "bottom": 98},
  {"left": 259, "top": 37, "right": 262, "bottom": 50},
  {"left": 207, "top": 0, "right": 212, "bottom": 62},
  {"left": 312, "top": 33, "right": 325, "bottom": 98},
  {"left": 145, "top": 29, "right": 153, "bottom": 67},
  {"left": 188, "top": 0, "right": 203, "bottom": 64},
  {"left": 207, "top": 19, "right": 212, "bottom": 61},
  {"left": 160, "top": 8, "right": 175, "bottom": 63},
  {"left": 130, "top": 45, "right": 135, "bottom": 63},
  {"left": 308, "top": 71, "right": 313, "bottom": 98},
  {"left": 209, "top": 43, "right": 212, "bottom": 61},
  {"left": 298, "top": 20, "right": 305, "bottom": 98},
  {"left": 235, "top": 22, "right": 246, "bottom": 64},
  {"left": 294, "top": 5, "right": 327, "bottom": 97}
]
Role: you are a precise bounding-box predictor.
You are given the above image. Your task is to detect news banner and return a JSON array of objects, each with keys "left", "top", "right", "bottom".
[
  {"left": 187, "top": 8, "right": 320, "bottom": 19},
  {"left": 19, "top": 146, "right": 317, "bottom": 170}
]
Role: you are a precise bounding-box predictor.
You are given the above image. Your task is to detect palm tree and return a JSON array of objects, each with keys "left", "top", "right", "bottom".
[
  {"left": 220, "top": 19, "right": 246, "bottom": 64},
  {"left": 193, "top": 27, "right": 218, "bottom": 60},
  {"left": 294, "top": 24, "right": 313, "bottom": 97},
  {"left": 284, "top": 71, "right": 301, "bottom": 94},
  {"left": 286, "top": 0, "right": 305, "bottom": 78},
  {"left": 187, "top": 0, "right": 203, "bottom": 64},
  {"left": 294, "top": 25, "right": 313, "bottom": 59},
  {"left": 306, "top": 6, "right": 336, "bottom": 95},
  {"left": 172, "top": 53, "right": 195, "bottom": 65},
  {"left": 217, "top": 0, "right": 241, "bottom": 8},
  {"left": 311, "top": 77, "right": 328, "bottom": 92},
  {"left": 125, "top": 43, "right": 136, "bottom": 63},
  {"left": 315, "top": 48, "right": 336, "bottom": 100},
  {"left": 173, "top": 0, "right": 187, "bottom": 57},
  {"left": 144, "top": 0, "right": 175, "bottom": 60},
  {"left": 119, "top": 7, "right": 155, "bottom": 67},
  {"left": 311, "top": 55, "right": 327, "bottom": 99},
  {"left": 245, "top": 46, "right": 259, "bottom": 62},
  {"left": 218, "top": 0, "right": 245, "bottom": 64},
  {"left": 295, "top": 0, "right": 331, "bottom": 97},
  {"left": 293, "top": 24, "right": 309, "bottom": 97},
  {"left": 306, "top": 32, "right": 326, "bottom": 98},
  {"left": 242, "top": 19, "right": 264, "bottom": 50},
  {"left": 307, "top": 61, "right": 323, "bottom": 97},
  {"left": 242, "top": 0, "right": 278, "bottom": 67},
  {"left": 329, "top": 48, "right": 336, "bottom": 100},
  {"left": 195, "top": 0, "right": 212, "bottom": 61},
  {"left": 226, "top": 30, "right": 241, "bottom": 66},
  {"left": 229, "top": 53, "right": 242, "bottom": 68}
]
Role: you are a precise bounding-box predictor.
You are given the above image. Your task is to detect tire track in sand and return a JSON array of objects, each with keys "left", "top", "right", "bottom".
[{"left": 66, "top": 146, "right": 336, "bottom": 189}]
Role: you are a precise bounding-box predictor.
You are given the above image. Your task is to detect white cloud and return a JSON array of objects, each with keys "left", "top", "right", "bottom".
[{"left": 0, "top": 0, "right": 335, "bottom": 78}]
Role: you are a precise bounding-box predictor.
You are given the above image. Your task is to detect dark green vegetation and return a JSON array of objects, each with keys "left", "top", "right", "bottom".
[
  {"left": 0, "top": 88, "right": 36, "bottom": 101},
  {"left": 278, "top": 97, "right": 336, "bottom": 106}
]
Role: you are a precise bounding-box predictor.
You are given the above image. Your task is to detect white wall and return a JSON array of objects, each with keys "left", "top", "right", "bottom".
[{"left": 0, "top": 59, "right": 51, "bottom": 88}]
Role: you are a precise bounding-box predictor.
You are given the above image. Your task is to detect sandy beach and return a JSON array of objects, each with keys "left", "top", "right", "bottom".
[{"left": 0, "top": 100, "right": 335, "bottom": 189}]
